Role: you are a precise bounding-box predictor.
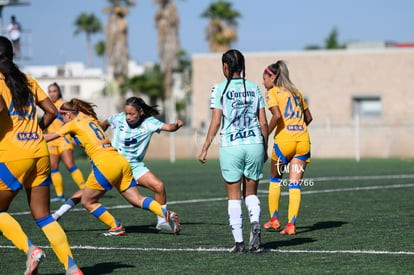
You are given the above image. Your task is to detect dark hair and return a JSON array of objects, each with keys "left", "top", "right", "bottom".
[
  {"left": 220, "top": 49, "right": 247, "bottom": 104},
  {"left": 48, "top": 82, "right": 63, "bottom": 99},
  {"left": 61, "top": 98, "right": 98, "bottom": 120},
  {"left": 125, "top": 97, "right": 159, "bottom": 119},
  {"left": 0, "top": 36, "right": 31, "bottom": 117}
]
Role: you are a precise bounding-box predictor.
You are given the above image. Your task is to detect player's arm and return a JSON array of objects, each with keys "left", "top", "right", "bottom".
[
  {"left": 38, "top": 97, "right": 58, "bottom": 130},
  {"left": 258, "top": 107, "right": 269, "bottom": 162},
  {"left": 44, "top": 122, "right": 70, "bottom": 142},
  {"left": 43, "top": 132, "right": 60, "bottom": 142},
  {"left": 268, "top": 105, "right": 282, "bottom": 135},
  {"left": 0, "top": 95, "right": 5, "bottom": 112},
  {"left": 198, "top": 108, "right": 221, "bottom": 164},
  {"left": 99, "top": 119, "right": 110, "bottom": 131},
  {"left": 304, "top": 108, "right": 313, "bottom": 125},
  {"left": 161, "top": 120, "right": 184, "bottom": 132}
]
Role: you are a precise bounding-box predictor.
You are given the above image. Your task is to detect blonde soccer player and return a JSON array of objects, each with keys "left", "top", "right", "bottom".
[
  {"left": 262, "top": 60, "right": 313, "bottom": 235},
  {"left": 44, "top": 98, "right": 181, "bottom": 235},
  {"left": 0, "top": 36, "right": 82, "bottom": 275}
]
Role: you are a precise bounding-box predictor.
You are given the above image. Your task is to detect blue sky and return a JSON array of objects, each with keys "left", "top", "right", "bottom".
[{"left": 2, "top": 0, "right": 413, "bottom": 67}]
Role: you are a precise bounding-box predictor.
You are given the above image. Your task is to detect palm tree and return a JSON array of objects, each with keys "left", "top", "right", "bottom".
[
  {"left": 103, "top": 0, "right": 135, "bottom": 109},
  {"left": 74, "top": 12, "right": 102, "bottom": 68},
  {"left": 154, "top": 0, "right": 180, "bottom": 119},
  {"left": 201, "top": 0, "right": 241, "bottom": 52},
  {"left": 103, "top": 1, "right": 135, "bottom": 84}
]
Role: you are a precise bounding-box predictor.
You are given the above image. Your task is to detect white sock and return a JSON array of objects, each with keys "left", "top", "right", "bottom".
[
  {"left": 157, "top": 204, "right": 167, "bottom": 224},
  {"left": 245, "top": 195, "right": 261, "bottom": 224},
  {"left": 54, "top": 198, "right": 76, "bottom": 219},
  {"left": 228, "top": 200, "right": 243, "bottom": 243}
]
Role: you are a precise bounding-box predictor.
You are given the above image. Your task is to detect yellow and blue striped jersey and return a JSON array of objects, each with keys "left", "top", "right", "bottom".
[
  {"left": 266, "top": 86, "right": 310, "bottom": 142},
  {"left": 0, "top": 74, "right": 49, "bottom": 161},
  {"left": 55, "top": 112, "right": 117, "bottom": 161}
]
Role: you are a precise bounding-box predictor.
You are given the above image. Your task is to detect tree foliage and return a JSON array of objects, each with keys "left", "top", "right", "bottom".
[
  {"left": 121, "top": 64, "right": 165, "bottom": 105},
  {"left": 74, "top": 12, "right": 102, "bottom": 67},
  {"left": 201, "top": 0, "right": 241, "bottom": 52},
  {"left": 304, "top": 27, "right": 345, "bottom": 50}
]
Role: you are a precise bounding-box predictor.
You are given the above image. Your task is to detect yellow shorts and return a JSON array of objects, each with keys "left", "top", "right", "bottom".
[
  {"left": 0, "top": 156, "right": 52, "bottom": 191},
  {"left": 48, "top": 136, "right": 73, "bottom": 155},
  {"left": 272, "top": 140, "right": 311, "bottom": 164},
  {"left": 86, "top": 152, "right": 137, "bottom": 192}
]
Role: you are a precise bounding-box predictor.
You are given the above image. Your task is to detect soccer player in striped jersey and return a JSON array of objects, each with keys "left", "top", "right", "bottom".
[
  {"left": 100, "top": 97, "right": 183, "bottom": 231},
  {"left": 0, "top": 36, "right": 82, "bottom": 275},
  {"left": 44, "top": 98, "right": 181, "bottom": 235},
  {"left": 46, "top": 82, "right": 85, "bottom": 202},
  {"left": 198, "top": 49, "right": 268, "bottom": 253},
  {"left": 262, "top": 60, "right": 313, "bottom": 235}
]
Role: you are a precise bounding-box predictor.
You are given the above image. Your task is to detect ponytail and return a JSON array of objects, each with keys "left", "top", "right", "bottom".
[
  {"left": 61, "top": 98, "right": 98, "bottom": 120},
  {"left": 0, "top": 36, "right": 31, "bottom": 117}
]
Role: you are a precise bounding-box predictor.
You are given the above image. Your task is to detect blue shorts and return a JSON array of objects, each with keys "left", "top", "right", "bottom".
[{"left": 219, "top": 144, "right": 264, "bottom": 182}]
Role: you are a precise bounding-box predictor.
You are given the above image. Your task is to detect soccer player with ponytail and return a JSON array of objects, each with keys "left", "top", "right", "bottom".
[
  {"left": 44, "top": 98, "right": 181, "bottom": 235},
  {"left": 262, "top": 60, "right": 312, "bottom": 235},
  {"left": 199, "top": 49, "right": 268, "bottom": 253},
  {"left": 0, "top": 36, "right": 82, "bottom": 275}
]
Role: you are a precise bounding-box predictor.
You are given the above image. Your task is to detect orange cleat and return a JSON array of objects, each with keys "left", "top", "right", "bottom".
[
  {"left": 280, "top": 223, "right": 296, "bottom": 235},
  {"left": 25, "top": 246, "right": 46, "bottom": 275},
  {"left": 263, "top": 218, "right": 281, "bottom": 231}
]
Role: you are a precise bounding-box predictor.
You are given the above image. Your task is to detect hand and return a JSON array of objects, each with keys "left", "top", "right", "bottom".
[
  {"left": 198, "top": 150, "right": 207, "bottom": 164},
  {"left": 176, "top": 120, "right": 184, "bottom": 128}
]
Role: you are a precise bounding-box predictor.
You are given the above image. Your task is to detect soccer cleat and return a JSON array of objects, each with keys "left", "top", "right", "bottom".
[
  {"left": 229, "top": 242, "right": 246, "bottom": 253},
  {"left": 99, "top": 224, "right": 125, "bottom": 237},
  {"left": 25, "top": 246, "right": 46, "bottom": 275},
  {"left": 166, "top": 211, "right": 181, "bottom": 235},
  {"left": 280, "top": 223, "right": 296, "bottom": 235},
  {"left": 156, "top": 221, "right": 172, "bottom": 231},
  {"left": 249, "top": 222, "right": 262, "bottom": 252},
  {"left": 66, "top": 265, "right": 83, "bottom": 275},
  {"left": 50, "top": 195, "right": 65, "bottom": 203},
  {"left": 263, "top": 218, "right": 281, "bottom": 231}
]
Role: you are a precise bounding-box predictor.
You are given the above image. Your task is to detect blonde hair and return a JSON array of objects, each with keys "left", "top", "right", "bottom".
[{"left": 264, "top": 60, "right": 298, "bottom": 96}]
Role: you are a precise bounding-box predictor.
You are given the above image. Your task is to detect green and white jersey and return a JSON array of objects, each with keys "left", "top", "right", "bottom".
[
  {"left": 108, "top": 112, "right": 164, "bottom": 165},
  {"left": 210, "top": 78, "right": 265, "bottom": 147}
]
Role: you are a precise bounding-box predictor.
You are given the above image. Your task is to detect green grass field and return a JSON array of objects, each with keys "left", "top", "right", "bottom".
[{"left": 1, "top": 158, "right": 414, "bottom": 274}]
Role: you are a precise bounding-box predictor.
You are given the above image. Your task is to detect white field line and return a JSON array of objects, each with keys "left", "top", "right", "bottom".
[
  {"left": 0, "top": 245, "right": 413, "bottom": 255},
  {"left": 9, "top": 182, "right": 414, "bottom": 216}
]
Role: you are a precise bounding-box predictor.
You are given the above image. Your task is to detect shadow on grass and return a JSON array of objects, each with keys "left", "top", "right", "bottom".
[
  {"left": 263, "top": 237, "right": 316, "bottom": 250},
  {"left": 297, "top": 221, "right": 347, "bottom": 234},
  {"left": 125, "top": 224, "right": 160, "bottom": 234},
  {"left": 81, "top": 262, "right": 135, "bottom": 274}
]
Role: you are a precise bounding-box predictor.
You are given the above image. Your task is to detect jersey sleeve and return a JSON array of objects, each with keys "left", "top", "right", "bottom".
[
  {"left": 210, "top": 84, "right": 222, "bottom": 110},
  {"left": 55, "top": 120, "right": 75, "bottom": 137},
  {"left": 300, "top": 92, "right": 308, "bottom": 111},
  {"left": 266, "top": 87, "right": 279, "bottom": 110},
  {"left": 107, "top": 113, "right": 122, "bottom": 129},
  {"left": 256, "top": 85, "right": 266, "bottom": 109},
  {"left": 28, "top": 77, "right": 48, "bottom": 104},
  {"left": 146, "top": 117, "right": 164, "bottom": 134}
]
